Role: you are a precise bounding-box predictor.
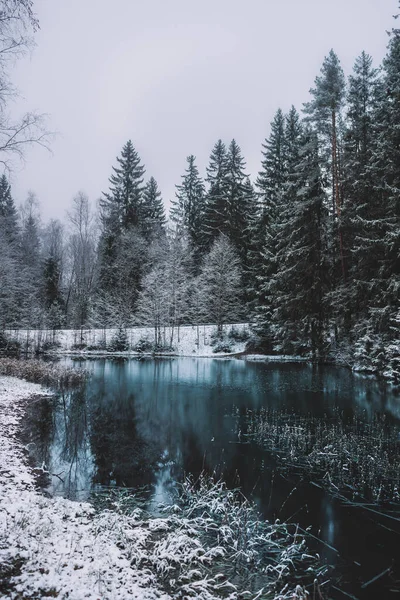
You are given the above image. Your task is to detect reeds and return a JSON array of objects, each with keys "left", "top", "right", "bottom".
[{"left": 244, "top": 408, "right": 400, "bottom": 504}]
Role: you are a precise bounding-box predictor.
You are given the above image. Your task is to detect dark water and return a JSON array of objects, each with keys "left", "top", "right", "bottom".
[{"left": 24, "top": 358, "right": 400, "bottom": 599}]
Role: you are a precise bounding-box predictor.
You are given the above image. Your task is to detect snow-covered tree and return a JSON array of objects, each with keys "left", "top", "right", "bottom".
[{"left": 199, "top": 235, "right": 242, "bottom": 335}]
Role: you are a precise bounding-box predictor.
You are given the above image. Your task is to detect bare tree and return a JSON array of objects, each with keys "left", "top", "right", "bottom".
[
  {"left": 0, "top": 0, "right": 51, "bottom": 169},
  {"left": 135, "top": 265, "right": 170, "bottom": 346},
  {"left": 66, "top": 192, "right": 98, "bottom": 328}
]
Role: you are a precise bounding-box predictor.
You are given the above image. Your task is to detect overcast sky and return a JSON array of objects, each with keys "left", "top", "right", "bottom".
[{"left": 10, "top": 0, "right": 395, "bottom": 221}]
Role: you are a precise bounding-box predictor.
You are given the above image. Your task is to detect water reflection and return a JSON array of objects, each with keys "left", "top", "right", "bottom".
[
  {"left": 24, "top": 358, "right": 400, "bottom": 596},
  {"left": 26, "top": 358, "right": 399, "bottom": 502}
]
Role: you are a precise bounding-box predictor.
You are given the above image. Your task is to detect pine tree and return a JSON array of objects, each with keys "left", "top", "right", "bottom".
[
  {"left": 270, "top": 130, "right": 328, "bottom": 358},
  {"left": 171, "top": 155, "right": 205, "bottom": 266},
  {"left": 141, "top": 176, "right": 166, "bottom": 240}
]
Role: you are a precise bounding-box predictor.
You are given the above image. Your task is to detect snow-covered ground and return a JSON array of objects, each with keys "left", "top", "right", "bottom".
[
  {"left": 0, "top": 376, "right": 173, "bottom": 599},
  {"left": 7, "top": 324, "right": 251, "bottom": 357},
  {"left": 0, "top": 375, "right": 320, "bottom": 600}
]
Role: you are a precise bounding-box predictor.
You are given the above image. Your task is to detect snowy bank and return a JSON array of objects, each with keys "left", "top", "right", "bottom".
[
  {"left": 6, "top": 324, "right": 251, "bottom": 357},
  {"left": 0, "top": 376, "right": 172, "bottom": 600},
  {"left": 0, "top": 376, "right": 325, "bottom": 600}
]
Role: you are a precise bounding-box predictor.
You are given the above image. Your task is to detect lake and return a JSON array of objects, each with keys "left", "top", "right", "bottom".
[{"left": 24, "top": 357, "right": 400, "bottom": 599}]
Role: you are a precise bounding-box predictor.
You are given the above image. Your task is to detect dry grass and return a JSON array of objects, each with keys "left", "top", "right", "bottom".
[
  {"left": 0, "top": 357, "right": 87, "bottom": 387},
  {"left": 243, "top": 408, "right": 400, "bottom": 504}
]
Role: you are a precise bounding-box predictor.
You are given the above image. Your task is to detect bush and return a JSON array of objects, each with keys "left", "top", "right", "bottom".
[
  {"left": 134, "top": 338, "right": 154, "bottom": 353},
  {"left": 0, "top": 331, "right": 21, "bottom": 356},
  {"left": 107, "top": 328, "right": 130, "bottom": 352},
  {"left": 86, "top": 340, "right": 107, "bottom": 351},
  {"left": 227, "top": 326, "right": 250, "bottom": 342},
  {"left": 71, "top": 343, "right": 87, "bottom": 351},
  {"left": 40, "top": 340, "right": 62, "bottom": 352},
  {"left": 212, "top": 340, "right": 234, "bottom": 353}
]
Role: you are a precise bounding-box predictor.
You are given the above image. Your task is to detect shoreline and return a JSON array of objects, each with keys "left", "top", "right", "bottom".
[
  {"left": 0, "top": 375, "right": 320, "bottom": 600},
  {"left": 0, "top": 375, "right": 172, "bottom": 600}
]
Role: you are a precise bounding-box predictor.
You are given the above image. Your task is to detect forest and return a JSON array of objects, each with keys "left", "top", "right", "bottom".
[{"left": 0, "top": 25, "right": 399, "bottom": 378}]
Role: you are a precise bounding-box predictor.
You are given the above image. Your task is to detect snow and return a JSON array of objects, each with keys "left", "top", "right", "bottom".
[
  {"left": 0, "top": 376, "right": 171, "bottom": 600},
  {"left": 7, "top": 324, "right": 251, "bottom": 357}
]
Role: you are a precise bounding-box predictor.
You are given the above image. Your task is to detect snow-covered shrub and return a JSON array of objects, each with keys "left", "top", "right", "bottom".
[
  {"left": 134, "top": 338, "right": 154, "bottom": 353},
  {"left": 107, "top": 327, "right": 130, "bottom": 352},
  {"left": 212, "top": 339, "right": 234, "bottom": 353},
  {"left": 228, "top": 326, "right": 250, "bottom": 342},
  {"left": 210, "top": 330, "right": 234, "bottom": 353}
]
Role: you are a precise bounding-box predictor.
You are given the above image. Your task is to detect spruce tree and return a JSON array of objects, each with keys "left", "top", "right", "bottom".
[
  {"left": 141, "top": 176, "right": 166, "bottom": 239},
  {"left": 363, "top": 31, "right": 400, "bottom": 331},
  {"left": 171, "top": 155, "right": 205, "bottom": 266},
  {"left": 203, "top": 140, "right": 229, "bottom": 247},
  {"left": 337, "top": 52, "right": 379, "bottom": 330},
  {"left": 253, "top": 109, "right": 287, "bottom": 333},
  {"left": 0, "top": 174, "right": 19, "bottom": 244},
  {"left": 304, "top": 50, "right": 346, "bottom": 279},
  {"left": 101, "top": 140, "right": 145, "bottom": 230},
  {"left": 98, "top": 140, "right": 145, "bottom": 294},
  {"left": 270, "top": 129, "right": 328, "bottom": 358},
  {"left": 225, "top": 139, "right": 254, "bottom": 261}
]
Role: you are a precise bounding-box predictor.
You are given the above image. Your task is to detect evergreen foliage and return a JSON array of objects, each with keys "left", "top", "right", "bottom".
[{"left": 0, "top": 16, "right": 398, "bottom": 379}]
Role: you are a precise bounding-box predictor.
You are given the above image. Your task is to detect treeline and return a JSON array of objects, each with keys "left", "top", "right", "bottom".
[{"left": 0, "top": 31, "right": 399, "bottom": 374}]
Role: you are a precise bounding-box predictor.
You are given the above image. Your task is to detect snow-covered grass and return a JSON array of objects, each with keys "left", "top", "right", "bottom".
[
  {"left": 0, "top": 376, "right": 328, "bottom": 599},
  {"left": 6, "top": 324, "right": 251, "bottom": 357}
]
